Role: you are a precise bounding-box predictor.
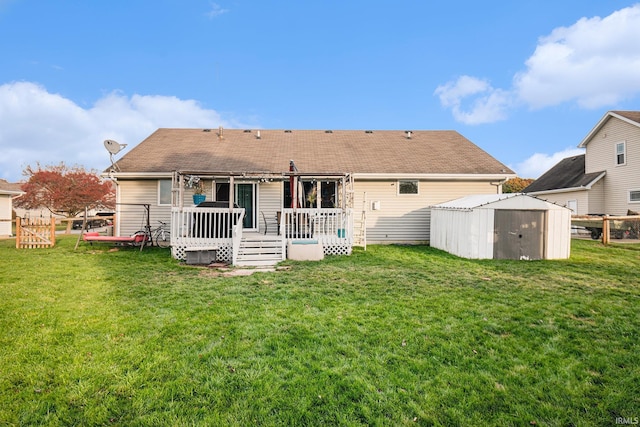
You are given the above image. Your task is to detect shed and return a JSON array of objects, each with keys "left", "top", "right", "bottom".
[{"left": 429, "top": 193, "right": 571, "bottom": 260}]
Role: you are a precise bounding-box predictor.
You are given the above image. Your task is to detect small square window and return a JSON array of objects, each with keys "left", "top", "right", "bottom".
[
  {"left": 398, "top": 180, "right": 418, "bottom": 195},
  {"left": 616, "top": 142, "right": 626, "bottom": 165},
  {"left": 630, "top": 190, "right": 640, "bottom": 203},
  {"left": 158, "top": 180, "right": 172, "bottom": 205}
]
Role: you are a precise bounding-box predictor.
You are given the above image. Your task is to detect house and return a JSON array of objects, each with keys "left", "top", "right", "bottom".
[
  {"left": 0, "top": 179, "right": 24, "bottom": 237},
  {"left": 430, "top": 193, "right": 571, "bottom": 260},
  {"left": 106, "top": 128, "right": 515, "bottom": 265},
  {"left": 525, "top": 111, "right": 640, "bottom": 216}
]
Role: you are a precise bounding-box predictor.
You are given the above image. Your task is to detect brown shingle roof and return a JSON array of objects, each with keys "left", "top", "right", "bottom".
[
  {"left": 0, "top": 179, "right": 24, "bottom": 194},
  {"left": 612, "top": 110, "right": 640, "bottom": 125},
  {"left": 113, "top": 129, "right": 514, "bottom": 176}
]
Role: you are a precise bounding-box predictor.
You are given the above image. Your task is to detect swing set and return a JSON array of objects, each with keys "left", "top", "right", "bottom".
[{"left": 75, "top": 203, "right": 152, "bottom": 251}]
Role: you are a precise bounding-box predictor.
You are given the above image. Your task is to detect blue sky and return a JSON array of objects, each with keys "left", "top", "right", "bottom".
[{"left": 1, "top": 0, "right": 639, "bottom": 182}]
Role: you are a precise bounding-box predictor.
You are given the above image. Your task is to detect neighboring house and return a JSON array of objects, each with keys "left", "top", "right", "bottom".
[
  {"left": 0, "top": 179, "right": 24, "bottom": 237},
  {"left": 525, "top": 111, "right": 640, "bottom": 216},
  {"left": 106, "top": 128, "right": 515, "bottom": 264}
]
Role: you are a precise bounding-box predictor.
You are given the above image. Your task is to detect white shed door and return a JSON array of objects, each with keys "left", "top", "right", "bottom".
[{"left": 493, "top": 210, "right": 545, "bottom": 260}]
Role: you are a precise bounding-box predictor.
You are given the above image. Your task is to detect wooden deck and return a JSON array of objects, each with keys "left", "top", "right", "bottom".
[{"left": 170, "top": 207, "right": 353, "bottom": 265}]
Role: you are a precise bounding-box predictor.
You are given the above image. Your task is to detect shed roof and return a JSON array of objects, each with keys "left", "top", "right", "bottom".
[
  {"left": 431, "top": 193, "right": 566, "bottom": 211},
  {"left": 110, "top": 128, "right": 515, "bottom": 177}
]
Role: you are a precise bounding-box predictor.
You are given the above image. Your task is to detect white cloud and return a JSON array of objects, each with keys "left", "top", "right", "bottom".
[
  {"left": 513, "top": 147, "right": 585, "bottom": 179},
  {"left": 206, "top": 2, "right": 228, "bottom": 18},
  {"left": 515, "top": 4, "right": 640, "bottom": 109},
  {"left": 437, "top": 4, "right": 640, "bottom": 123},
  {"left": 434, "top": 76, "right": 511, "bottom": 125},
  {"left": 0, "top": 81, "right": 250, "bottom": 181}
]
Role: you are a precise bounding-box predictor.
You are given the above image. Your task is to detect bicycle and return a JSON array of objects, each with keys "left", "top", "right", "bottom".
[{"left": 133, "top": 220, "right": 171, "bottom": 248}]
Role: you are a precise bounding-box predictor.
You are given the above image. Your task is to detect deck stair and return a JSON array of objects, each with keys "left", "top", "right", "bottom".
[{"left": 235, "top": 234, "right": 284, "bottom": 267}]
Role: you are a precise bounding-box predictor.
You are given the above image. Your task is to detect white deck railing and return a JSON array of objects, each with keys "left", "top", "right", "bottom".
[
  {"left": 171, "top": 206, "right": 245, "bottom": 249},
  {"left": 171, "top": 207, "right": 353, "bottom": 261},
  {"left": 279, "top": 208, "right": 353, "bottom": 246},
  {"left": 231, "top": 219, "right": 244, "bottom": 265}
]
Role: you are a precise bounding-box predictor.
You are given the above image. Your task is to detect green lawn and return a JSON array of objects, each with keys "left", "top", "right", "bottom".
[{"left": 0, "top": 237, "right": 638, "bottom": 426}]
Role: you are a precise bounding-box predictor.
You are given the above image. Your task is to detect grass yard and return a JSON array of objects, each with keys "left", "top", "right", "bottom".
[{"left": 0, "top": 237, "right": 639, "bottom": 426}]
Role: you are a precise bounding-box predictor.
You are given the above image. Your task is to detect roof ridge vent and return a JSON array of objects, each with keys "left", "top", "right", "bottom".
[
  {"left": 365, "top": 130, "right": 373, "bottom": 134},
  {"left": 203, "top": 129, "right": 211, "bottom": 132},
  {"left": 284, "top": 130, "right": 292, "bottom": 133},
  {"left": 325, "top": 130, "right": 333, "bottom": 133},
  {"left": 243, "top": 129, "right": 252, "bottom": 133}
]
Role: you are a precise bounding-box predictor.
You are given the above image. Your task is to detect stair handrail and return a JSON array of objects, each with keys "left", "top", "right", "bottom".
[{"left": 231, "top": 210, "right": 246, "bottom": 265}]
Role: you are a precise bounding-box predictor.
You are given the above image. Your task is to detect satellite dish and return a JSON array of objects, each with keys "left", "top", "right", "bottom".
[
  {"left": 104, "top": 139, "right": 127, "bottom": 155},
  {"left": 104, "top": 139, "right": 128, "bottom": 172}
]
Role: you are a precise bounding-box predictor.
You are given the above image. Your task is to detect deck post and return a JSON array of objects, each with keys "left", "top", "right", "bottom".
[{"left": 229, "top": 175, "right": 235, "bottom": 211}]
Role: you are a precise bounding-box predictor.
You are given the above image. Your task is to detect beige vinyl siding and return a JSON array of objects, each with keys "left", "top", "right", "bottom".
[
  {"left": 116, "top": 179, "right": 172, "bottom": 237},
  {"left": 571, "top": 191, "right": 589, "bottom": 215},
  {"left": 587, "top": 179, "right": 605, "bottom": 214},
  {"left": 257, "top": 181, "right": 282, "bottom": 234},
  {"left": 534, "top": 190, "right": 590, "bottom": 215},
  {"left": 585, "top": 118, "right": 640, "bottom": 215},
  {"left": 353, "top": 180, "right": 498, "bottom": 244}
]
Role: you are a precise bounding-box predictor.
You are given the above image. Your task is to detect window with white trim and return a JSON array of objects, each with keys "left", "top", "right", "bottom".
[
  {"left": 398, "top": 180, "right": 419, "bottom": 195},
  {"left": 629, "top": 189, "right": 640, "bottom": 203},
  {"left": 616, "top": 141, "right": 626, "bottom": 166},
  {"left": 158, "top": 179, "right": 172, "bottom": 205}
]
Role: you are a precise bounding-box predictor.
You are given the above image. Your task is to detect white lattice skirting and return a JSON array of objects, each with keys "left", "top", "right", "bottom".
[
  {"left": 323, "top": 244, "right": 352, "bottom": 256},
  {"left": 173, "top": 243, "right": 350, "bottom": 263},
  {"left": 173, "top": 244, "right": 232, "bottom": 262}
]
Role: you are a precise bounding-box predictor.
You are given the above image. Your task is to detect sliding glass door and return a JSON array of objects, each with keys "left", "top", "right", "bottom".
[{"left": 216, "top": 182, "right": 257, "bottom": 230}]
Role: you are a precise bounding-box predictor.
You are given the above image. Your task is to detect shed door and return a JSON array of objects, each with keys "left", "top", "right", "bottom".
[{"left": 493, "top": 210, "right": 545, "bottom": 260}]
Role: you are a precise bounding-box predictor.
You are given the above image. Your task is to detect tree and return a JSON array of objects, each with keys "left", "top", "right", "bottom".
[
  {"left": 15, "top": 163, "right": 115, "bottom": 218},
  {"left": 503, "top": 177, "right": 535, "bottom": 193}
]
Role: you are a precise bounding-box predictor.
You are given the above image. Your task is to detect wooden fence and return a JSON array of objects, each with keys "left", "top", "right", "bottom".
[
  {"left": 15, "top": 217, "right": 56, "bottom": 249},
  {"left": 572, "top": 214, "right": 640, "bottom": 245}
]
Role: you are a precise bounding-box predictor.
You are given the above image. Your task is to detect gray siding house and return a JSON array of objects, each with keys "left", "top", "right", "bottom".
[{"left": 106, "top": 128, "right": 514, "bottom": 264}]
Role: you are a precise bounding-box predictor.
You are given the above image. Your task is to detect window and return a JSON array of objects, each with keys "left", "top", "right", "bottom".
[
  {"left": 158, "top": 180, "right": 172, "bottom": 205},
  {"left": 216, "top": 183, "right": 230, "bottom": 201},
  {"left": 398, "top": 180, "right": 419, "bottom": 195},
  {"left": 630, "top": 190, "right": 640, "bottom": 203},
  {"left": 616, "top": 141, "right": 626, "bottom": 165},
  {"left": 320, "top": 181, "right": 337, "bottom": 208},
  {"left": 282, "top": 180, "right": 337, "bottom": 208}
]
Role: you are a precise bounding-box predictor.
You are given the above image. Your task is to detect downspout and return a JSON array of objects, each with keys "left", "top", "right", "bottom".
[{"left": 490, "top": 179, "right": 507, "bottom": 194}]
